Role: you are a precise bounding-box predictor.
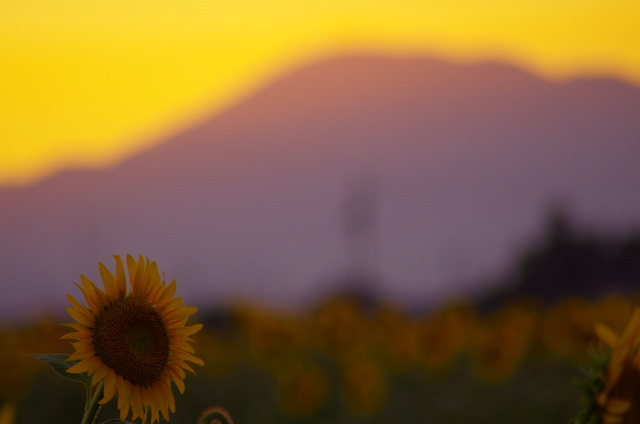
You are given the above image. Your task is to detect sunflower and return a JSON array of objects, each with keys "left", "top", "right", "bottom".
[
  {"left": 594, "top": 308, "right": 640, "bottom": 424},
  {"left": 62, "top": 255, "right": 204, "bottom": 423}
]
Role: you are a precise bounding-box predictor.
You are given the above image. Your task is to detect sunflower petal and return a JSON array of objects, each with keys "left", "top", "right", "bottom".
[
  {"left": 170, "top": 356, "right": 196, "bottom": 375},
  {"left": 73, "top": 283, "right": 101, "bottom": 315},
  {"left": 91, "top": 362, "right": 109, "bottom": 388},
  {"left": 61, "top": 327, "right": 91, "bottom": 340},
  {"left": 132, "top": 256, "right": 146, "bottom": 296},
  {"left": 146, "top": 262, "right": 164, "bottom": 304},
  {"left": 165, "top": 380, "right": 176, "bottom": 413},
  {"left": 66, "top": 358, "right": 96, "bottom": 374},
  {"left": 100, "top": 370, "right": 118, "bottom": 404},
  {"left": 596, "top": 324, "right": 620, "bottom": 348},
  {"left": 144, "top": 388, "right": 159, "bottom": 424},
  {"left": 139, "top": 258, "right": 154, "bottom": 298},
  {"left": 62, "top": 322, "right": 89, "bottom": 331},
  {"left": 156, "top": 280, "right": 177, "bottom": 309},
  {"left": 114, "top": 255, "right": 127, "bottom": 296},
  {"left": 99, "top": 262, "right": 118, "bottom": 302},
  {"left": 167, "top": 362, "right": 186, "bottom": 380},
  {"left": 172, "top": 323, "right": 203, "bottom": 336},
  {"left": 130, "top": 385, "right": 144, "bottom": 421},
  {"left": 171, "top": 340, "right": 195, "bottom": 354},
  {"left": 127, "top": 255, "right": 138, "bottom": 289},
  {"left": 164, "top": 305, "right": 198, "bottom": 322},
  {"left": 71, "top": 341, "right": 94, "bottom": 354},
  {"left": 66, "top": 294, "right": 94, "bottom": 320},
  {"left": 66, "top": 306, "right": 93, "bottom": 327},
  {"left": 60, "top": 332, "right": 85, "bottom": 341},
  {"left": 169, "top": 368, "right": 186, "bottom": 394},
  {"left": 68, "top": 351, "right": 92, "bottom": 362},
  {"left": 155, "top": 378, "right": 172, "bottom": 419},
  {"left": 606, "top": 398, "right": 631, "bottom": 415},
  {"left": 80, "top": 275, "right": 108, "bottom": 309},
  {"left": 174, "top": 350, "right": 205, "bottom": 366},
  {"left": 116, "top": 375, "right": 131, "bottom": 421}
]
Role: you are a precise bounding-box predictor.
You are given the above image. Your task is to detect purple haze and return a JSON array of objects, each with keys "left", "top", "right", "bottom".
[{"left": 1, "top": 55, "right": 640, "bottom": 320}]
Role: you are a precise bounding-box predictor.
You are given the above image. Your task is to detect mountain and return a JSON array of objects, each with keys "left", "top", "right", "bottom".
[{"left": 2, "top": 54, "right": 640, "bottom": 320}]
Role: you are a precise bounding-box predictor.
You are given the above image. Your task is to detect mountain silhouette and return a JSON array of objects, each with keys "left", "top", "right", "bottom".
[{"left": 2, "top": 54, "right": 640, "bottom": 320}]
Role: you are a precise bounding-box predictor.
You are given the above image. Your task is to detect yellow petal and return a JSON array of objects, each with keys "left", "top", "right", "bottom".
[
  {"left": 60, "top": 332, "right": 84, "bottom": 341},
  {"left": 606, "top": 398, "right": 631, "bottom": 414},
  {"left": 73, "top": 283, "right": 101, "bottom": 315},
  {"left": 68, "top": 351, "right": 91, "bottom": 362},
  {"left": 60, "top": 328, "right": 91, "bottom": 340},
  {"left": 624, "top": 309, "right": 640, "bottom": 350},
  {"left": 172, "top": 323, "right": 203, "bottom": 337},
  {"left": 91, "top": 362, "right": 109, "bottom": 388},
  {"left": 80, "top": 275, "right": 109, "bottom": 309},
  {"left": 150, "top": 280, "right": 167, "bottom": 303},
  {"left": 596, "top": 324, "right": 619, "bottom": 348},
  {"left": 146, "top": 262, "right": 164, "bottom": 304},
  {"left": 602, "top": 413, "right": 624, "bottom": 424},
  {"left": 171, "top": 340, "right": 195, "bottom": 354},
  {"left": 139, "top": 258, "right": 153, "bottom": 298},
  {"left": 155, "top": 378, "right": 172, "bottom": 419},
  {"left": 127, "top": 255, "right": 138, "bottom": 288},
  {"left": 139, "top": 402, "right": 149, "bottom": 423},
  {"left": 66, "top": 306, "right": 93, "bottom": 327},
  {"left": 71, "top": 341, "right": 94, "bottom": 354},
  {"left": 150, "top": 406, "right": 159, "bottom": 424},
  {"left": 116, "top": 375, "right": 131, "bottom": 421},
  {"left": 164, "top": 306, "right": 197, "bottom": 322},
  {"left": 99, "top": 262, "right": 119, "bottom": 302},
  {"left": 66, "top": 358, "right": 97, "bottom": 374},
  {"left": 156, "top": 280, "right": 177, "bottom": 309},
  {"left": 174, "top": 350, "right": 204, "bottom": 366},
  {"left": 166, "top": 318, "right": 189, "bottom": 331},
  {"left": 66, "top": 294, "right": 94, "bottom": 320},
  {"left": 131, "top": 256, "right": 146, "bottom": 296},
  {"left": 62, "top": 322, "right": 88, "bottom": 331},
  {"left": 164, "top": 380, "right": 176, "bottom": 413},
  {"left": 170, "top": 370, "right": 186, "bottom": 394},
  {"left": 144, "top": 387, "right": 160, "bottom": 424},
  {"left": 130, "top": 385, "right": 144, "bottom": 421},
  {"left": 167, "top": 363, "right": 186, "bottom": 380},
  {"left": 598, "top": 391, "right": 610, "bottom": 407},
  {"left": 100, "top": 370, "right": 118, "bottom": 404},
  {"left": 114, "top": 255, "right": 128, "bottom": 296},
  {"left": 169, "top": 356, "right": 195, "bottom": 375}
]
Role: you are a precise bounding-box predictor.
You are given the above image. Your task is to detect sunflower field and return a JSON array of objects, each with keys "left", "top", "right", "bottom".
[{"left": 2, "top": 289, "right": 638, "bottom": 424}]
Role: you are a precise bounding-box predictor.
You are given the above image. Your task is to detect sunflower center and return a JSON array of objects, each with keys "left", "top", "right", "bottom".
[{"left": 93, "top": 296, "right": 170, "bottom": 387}]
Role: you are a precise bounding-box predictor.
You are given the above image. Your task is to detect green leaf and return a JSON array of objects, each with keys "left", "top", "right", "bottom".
[{"left": 29, "top": 353, "right": 92, "bottom": 387}]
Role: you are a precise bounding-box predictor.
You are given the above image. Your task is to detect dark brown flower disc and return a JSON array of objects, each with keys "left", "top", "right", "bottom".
[{"left": 93, "top": 296, "right": 170, "bottom": 386}]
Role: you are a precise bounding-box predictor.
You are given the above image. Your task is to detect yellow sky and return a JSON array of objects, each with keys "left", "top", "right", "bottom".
[{"left": 2, "top": 0, "right": 639, "bottom": 186}]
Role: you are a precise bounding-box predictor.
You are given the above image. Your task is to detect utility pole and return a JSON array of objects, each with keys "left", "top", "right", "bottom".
[{"left": 341, "top": 172, "right": 380, "bottom": 291}]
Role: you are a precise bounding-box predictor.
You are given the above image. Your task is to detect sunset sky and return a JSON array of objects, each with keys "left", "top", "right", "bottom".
[{"left": 2, "top": 0, "right": 639, "bottom": 186}]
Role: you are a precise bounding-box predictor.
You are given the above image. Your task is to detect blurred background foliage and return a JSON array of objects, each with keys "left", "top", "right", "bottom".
[
  {"left": 2, "top": 292, "right": 638, "bottom": 424},
  {"left": 2, "top": 209, "right": 640, "bottom": 424}
]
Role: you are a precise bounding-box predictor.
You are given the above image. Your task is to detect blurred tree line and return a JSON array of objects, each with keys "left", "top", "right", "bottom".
[{"left": 479, "top": 207, "right": 640, "bottom": 309}]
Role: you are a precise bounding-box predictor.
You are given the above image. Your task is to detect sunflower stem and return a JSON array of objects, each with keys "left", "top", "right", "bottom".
[{"left": 81, "top": 381, "right": 104, "bottom": 424}]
